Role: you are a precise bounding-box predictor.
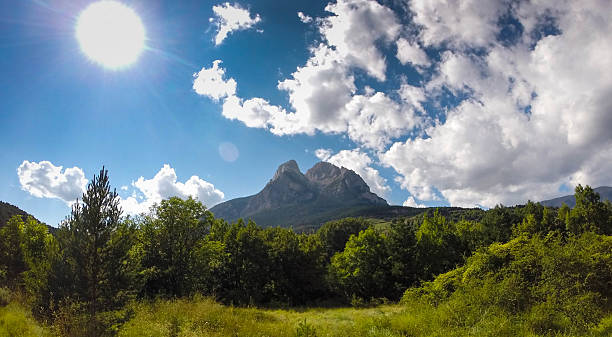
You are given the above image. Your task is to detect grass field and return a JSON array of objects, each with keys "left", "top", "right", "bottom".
[
  {"left": 117, "top": 296, "right": 612, "bottom": 337},
  {"left": 2, "top": 295, "right": 611, "bottom": 337}
]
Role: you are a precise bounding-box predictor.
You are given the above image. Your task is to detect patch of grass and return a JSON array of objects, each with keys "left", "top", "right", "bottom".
[
  {"left": 1, "top": 292, "right": 609, "bottom": 337},
  {"left": 0, "top": 302, "right": 50, "bottom": 337},
  {"left": 117, "top": 296, "right": 611, "bottom": 337}
]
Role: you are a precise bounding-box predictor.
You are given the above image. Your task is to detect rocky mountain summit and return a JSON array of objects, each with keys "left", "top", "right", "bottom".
[{"left": 210, "top": 160, "right": 387, "bottom": 227}]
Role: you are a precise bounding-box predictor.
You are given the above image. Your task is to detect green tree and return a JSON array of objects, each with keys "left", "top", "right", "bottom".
[
  {"left": 387, "top": 218, "right": 418, "bottom": 298},
  {"left": 329, "top": 228, "right": 392, "bottom": 301},
  {"left": 567, "top": 185, "right": 611, "bottom": 234},
  {"left": 19, "top": 216, "right": 59, "bottom": 318},
  {"left": 216, "top": 220, "right": 271, "bottom": 305},
  {"left": 415, "top": 210, "right": 463, "bottom": 280},
  {"left": 140, "top": 197, "right": 215, "bottom": 297},
  {"left": 260, "top": 227, "right": 327, "bottom": 304},
  {"left": 0, "top": 215, "right": 26, "bottom": 288},
  {"left": 56, "top": 167, "right": 137, "bottom": 334},
  {"left": 317, "top": 218, "right": 370, "bottom": 259}
]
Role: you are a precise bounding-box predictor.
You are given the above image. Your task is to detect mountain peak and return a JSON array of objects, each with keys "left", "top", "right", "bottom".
[
  {"left": 272, "top": 160, "right": 302, "bottom": 181},
  {"left": 305, "top": 161, "right": 344, "bottom": 185},
  {"left": 211, "top": 160, "right": 388, "bottom": 227}
]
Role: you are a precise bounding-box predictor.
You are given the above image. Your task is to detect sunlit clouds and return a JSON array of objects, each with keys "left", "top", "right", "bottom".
[
  {"left": 17, "top": 161, "right": 87, "bottom": 205},
  {"left": 211, "top": 2, "right": 261, "bottom": 45},
  {"left": 17, "top": 161, "right": 224, "bottom": 216}
]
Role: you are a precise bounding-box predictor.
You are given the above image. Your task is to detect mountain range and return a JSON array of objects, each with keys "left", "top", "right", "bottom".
[
  {"left": 539, "top": 186, "right": 612, "bottom": 207},
  {"left": 210, "top": 160, "right": 389, "bottom": 228}
]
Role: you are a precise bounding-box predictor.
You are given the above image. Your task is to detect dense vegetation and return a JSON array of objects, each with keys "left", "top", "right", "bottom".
[{"left": 1, "top": 168, "right": 611, "bottom": 336}]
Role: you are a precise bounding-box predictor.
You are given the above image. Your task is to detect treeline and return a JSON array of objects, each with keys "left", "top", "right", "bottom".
[{"left": 1, "top": 168, "right": 611, "bottom": 336}]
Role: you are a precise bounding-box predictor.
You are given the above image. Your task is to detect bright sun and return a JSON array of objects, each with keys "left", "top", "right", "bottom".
[{"left": 76, "top": 1, "right": 145, "bottom": 69}]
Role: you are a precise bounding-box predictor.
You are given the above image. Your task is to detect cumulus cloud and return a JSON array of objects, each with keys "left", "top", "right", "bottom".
[
  {"left": 193, "top": 60, "right": 237, "bottom": 101},
  {"left": 381, "top": 0, "right": 612, "bottom": 207},
  {"left": 121, "top": 164, "right": 224, "bottom": 215},
  {"left": 315, "top": 148, "right": 390, "bottom": 197},
  {"left": 319, "top": 0, "right": 400, "bottom": 81},
  {"left": 410, "top": 0, "right": 508, "bottom": 48},
  {"left": 211, "top": 2, "right": 261, "bottom": 45},
  {"left": 402, "top": 196, "right": 426, "bottom": 208},
  {"left": 17, "top": 160, "right": 87, "bottom": 205},
  {"left": 277, "top": 44, "right": 422, "bottom": 149},
  {"left": 396, "top": 38, "right": 430, "bottom": 67},
  {"left": 277, "top": 44, "right": 356, "bottom": 134},
  {"left": 195, "top": 47, "right": 421, "bottom": 150}
]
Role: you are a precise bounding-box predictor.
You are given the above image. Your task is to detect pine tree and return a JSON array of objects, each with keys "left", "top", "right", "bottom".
[{"left": 57, "top": 167, "right": 137, "bottom": 335}]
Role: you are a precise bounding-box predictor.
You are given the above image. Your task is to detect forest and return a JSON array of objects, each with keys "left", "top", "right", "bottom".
[{"left": 1, "top": 167, "right": 611, "bottom": 336}]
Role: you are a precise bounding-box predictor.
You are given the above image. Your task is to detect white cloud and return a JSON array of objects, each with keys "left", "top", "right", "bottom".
[
  {"left": 194, "top": 48, "right": 421, "bottom": 149},
  {"left": 194, "top": 1, "right": 422, "bottom": 150},
  {"left": 277, "top": 44, "right": 356, "bottom": 134},
  {"left": 193, "top": 60, "right": 237, "bottom": 101},
  {"left": 402, "top": 196, "right": 426, "bottom": 208},
  {"left": 396, "top": 37, "right": 430, "bottom": 67},
  {"left": 314, "top": 149, "right": 332, "bottom": 161},
  {"left": 297, "top": 12, "right": 313, "bottom": 23},
  {"left": 121, "top": 164, "right": 225, "bottom": 215},
  {"left": 17, "top": 160, "right": 87, "bottom": 205},
  {"left": 211, "top": 2, "right": 261, "bottom": 45},
  {"left": 315, "top": 148, "right": 390, "bottom": 197},
  {"left": 277, "top": 44, "right": 422, "bottom": 149},
  {"left": 382, "top": 0, "right": 612, "bottom": 207},
  {"left": 319, "top": 0, "right": 401, "bottom": 81},
  {"left": 398, "top": 83, "right": 427, "bottom": 113},
  {"left": 346, "top": 92, "right": 421, "bottom": 149},
  {"left": 410, "top": 0, "right": 507, "bottom": 48}
]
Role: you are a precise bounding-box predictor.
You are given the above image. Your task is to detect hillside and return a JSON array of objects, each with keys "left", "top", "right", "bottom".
[
  {"left": 540, "top": 186, "right": 612, "bottom": 207},
  {"left": 0, "top": 201, "right": 39, "bottom": 228}
]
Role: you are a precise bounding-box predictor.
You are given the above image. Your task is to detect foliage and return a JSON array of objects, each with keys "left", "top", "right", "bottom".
[
  {"left": 329, "top": 228, "right": 392, "bottom": 301},
  {"left": 316, "top": 218, "right": 370, "bottom": 258},
  {"left": 406, "top": 232, "right": 612, "bottom": 334},
  {"left": 139, "top": 196, "right": 217, "bottom": 297},
  {"left": 0, "top": 216, "right": 26, "bottom": 288},
  {"left": 50, "top": 167, "right": 140, "bottom": 335}
]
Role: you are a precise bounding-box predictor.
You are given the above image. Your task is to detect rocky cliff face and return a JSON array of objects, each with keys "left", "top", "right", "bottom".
[{"left": 210, "top": 160, "right": 387, "bottom": 227}]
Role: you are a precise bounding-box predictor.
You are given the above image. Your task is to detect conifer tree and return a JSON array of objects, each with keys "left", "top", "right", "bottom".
[{"left": 57, "top": 167, "right": 137, "bottom": 334}]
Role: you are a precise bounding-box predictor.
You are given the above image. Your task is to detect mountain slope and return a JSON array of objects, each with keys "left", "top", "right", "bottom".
[
  {"left": 0, "top": 201, "right": 40, "bottom": 228},
  {"left": 540, "top": 186, "right": 612, "bottom": 207},
  {"left": 210, "top": 160, "right": 387, "bottom": 227}
]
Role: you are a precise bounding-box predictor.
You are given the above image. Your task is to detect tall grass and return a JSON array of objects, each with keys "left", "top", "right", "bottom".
[
  {"left": 0, "top": 302, "right": 50, "bottom": 337},
  {"left": 1, "top": 293, "right": 610, "bottom": 336},
  {"left": 118, "top": 296, "right": 612, "bottom": 337}
]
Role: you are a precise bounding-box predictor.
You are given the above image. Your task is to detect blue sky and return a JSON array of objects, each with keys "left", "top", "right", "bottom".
[{"left": 1, "top": 0, "right": 611, "bottom": 226}]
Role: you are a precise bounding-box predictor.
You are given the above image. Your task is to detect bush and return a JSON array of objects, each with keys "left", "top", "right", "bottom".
[{"left": 403, "top": 232, "right": 612, "bottom": 334}]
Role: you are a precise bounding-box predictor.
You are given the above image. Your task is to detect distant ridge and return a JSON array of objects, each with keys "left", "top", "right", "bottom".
[
  {"left": 0, "top": 201, "right": 41, "bottom": 228},
  {"left": 210, "top": 160, "right": 388, "bottom": 228},
  {"left": 540, "top": 186, "right": 612, "bottom": 207}
]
